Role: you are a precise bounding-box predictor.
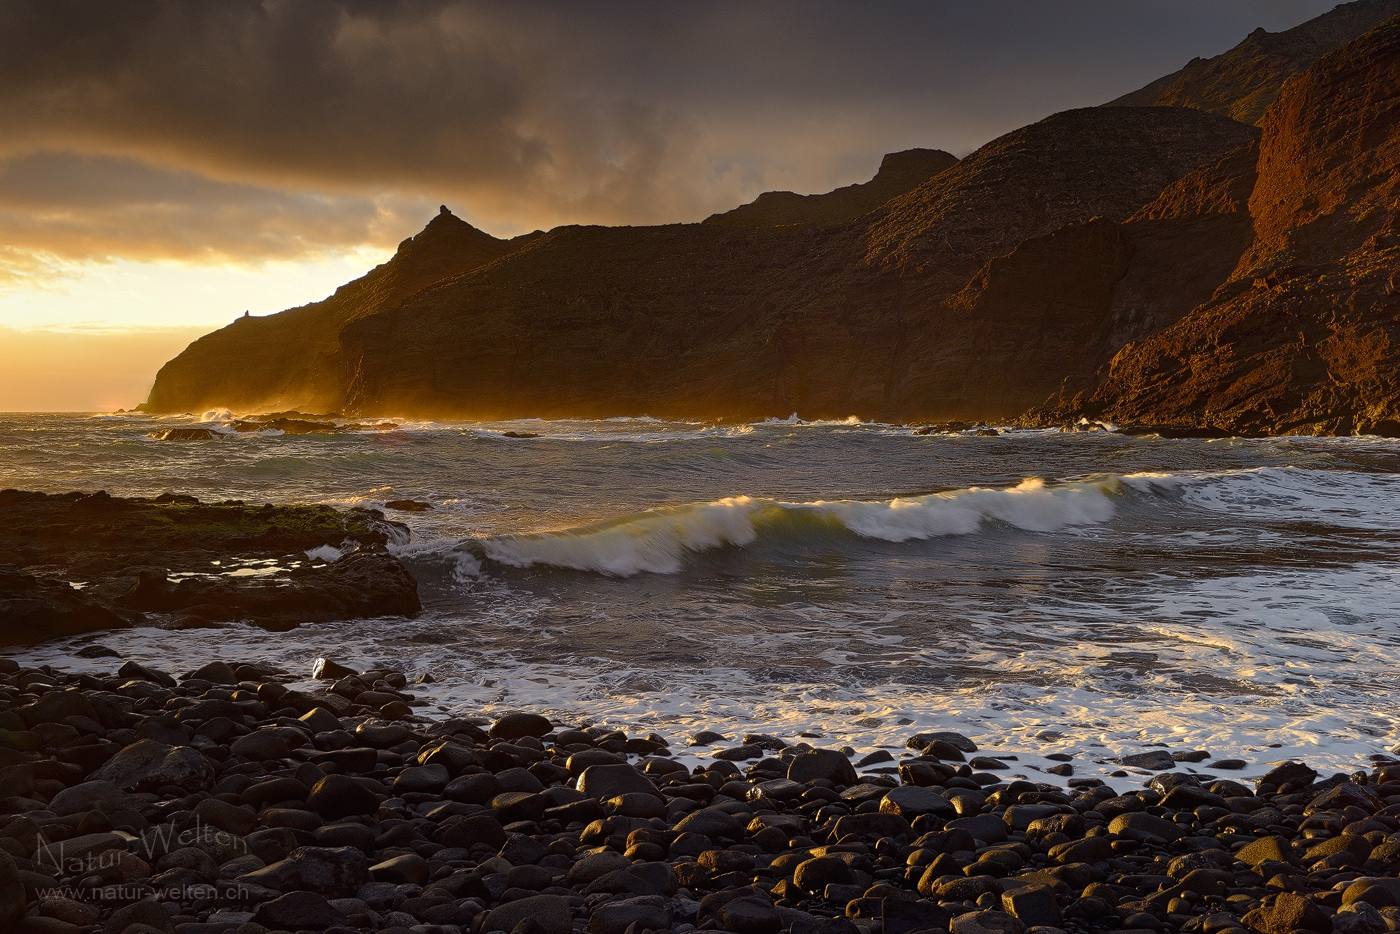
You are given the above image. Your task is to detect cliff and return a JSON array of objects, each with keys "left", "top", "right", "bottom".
[
  {"left": 146, "top": 108, "right": 1249, "bottom": 421},
  {"left": 1039, "top": 15, "right": 1400, "bottom": 435},
  {"left": 1105, "top": 0, "right": 1400, "bottom": 124},
  {"left": 144, "top": 208, "right": 530, "bottom": 414},
  {"left": 703, "top": 149, "right": 957, "bottom": 228},
  {"left": 145, "top": 9, "right": 1399, "bottom": 433},
  {"left": 327, "top": 108, "right": 1253, "bottom": 422}
]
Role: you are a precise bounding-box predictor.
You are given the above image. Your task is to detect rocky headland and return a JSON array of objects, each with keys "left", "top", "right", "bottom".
[
  {"left": 0, "top": 491, "right": 420, "bottom": 644},
  {"left": 0, "top": 656, "right": 1392, "bottom": 934},
  {"left": 139, "top": 2, "right": 1400, "bottom": 437}
]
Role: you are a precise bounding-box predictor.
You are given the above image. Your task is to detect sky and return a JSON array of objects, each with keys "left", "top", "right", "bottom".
[{"left": 0, "top": 0, "right": 1341, "bottom": 410}]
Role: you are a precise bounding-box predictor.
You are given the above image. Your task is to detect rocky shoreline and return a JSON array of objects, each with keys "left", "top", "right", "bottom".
[
  {"left": 0, "top": 657, "right": 1393, "bottom": 934},
  {"left": 0, "top": 490, "right": 421, "bottom": 644}
]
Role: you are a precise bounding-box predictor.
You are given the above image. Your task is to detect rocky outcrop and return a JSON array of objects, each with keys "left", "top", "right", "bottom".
[
  {"left": 1106, "top": 0, "right": 1400, "bottom": 124},
  {"left": 703, "top": 149, "right": 957, "bottom": 228},
  {"left": 0, "top": 566, "right": 137, "bottom": 647},
  {"left": 0, "top": 490, "right": 421, "bottom": 642},
  {"left": 146, "top": 105, "right": 1251, "bottom": 423},
  {"left": 143, "top": 207, "right": 534, "bottom": 415},
  {"left": 1040, "top": 15, "right": 1400, "bottom": 435}
]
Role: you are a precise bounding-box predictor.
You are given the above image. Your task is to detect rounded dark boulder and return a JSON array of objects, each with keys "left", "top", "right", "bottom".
[
  {"left": 577, "top": 764, "right": 657, "bottom": 800},
  {"left": 793, "top": 855, "right": 856, "bottom": 895},
  {"left": 306, "top": 774, "right": 380, "bottom": 819},
  {"left": 489, "top": 712, "right": 553, "bottom": 739}
]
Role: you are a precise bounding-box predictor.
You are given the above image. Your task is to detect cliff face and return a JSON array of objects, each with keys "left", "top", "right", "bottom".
[
  {"left": 1106, "top": 0, "right": 1400, "bottom": 124},
  {"left": 703, "top": 149, "right": 957, "bottom": 229},
  {"left": 1041, "top": 16, "right": 1400, "bottom": 435},
  {"left": 144, "top": 208, "right": 527, "bottom": 413},
  {"left": 145, "top": 108, "right": 1253, "bottom": 422},
  {"left": 325, "top": 108, "right": 1252, "bottom": 422},
  {"left": 145, "top": 10, "right": 1399, "bottom": 432}
]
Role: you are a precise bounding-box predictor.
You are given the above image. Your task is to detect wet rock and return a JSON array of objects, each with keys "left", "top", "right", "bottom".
[
  {"left": 186, "top": 661, "right": 238, "bottom": 684},
  {"left": 907, "top": 732, "right": 979, "bottom": 754},
  {"left": 1117, "top": 750, "right": 1175, "bottom": 771},
  {"left": 714, "top": 744, "right": 764, "bottom": 760},
  {"left": 1208, "top": 758, "right": 1247, "bottom": 770},
  {"left": 0, "top": 567, "right": 135, "bottom": 647},
  {"left": 1256, "top": 761, "right": 1317, "bottom": 789},
  {"left": 384, "top": 499, "right": 432, "bottom": 511},
  {"left": 880, "top": 785, "right": 956, "bottom": 818},
  {"left": 489, "top": 713, "right": 553, "bottom": 740},
  {"left": 312, "top": 657, "right": 358, "bottom": 679},
  {"left": 577, "top": 764, "right": 656, "bottom": 799},
  {"left": 784, "top": 750, "right": 856, "bottom": 784},
  {"left": 687, "top": 731, "right": 727, "bottom": 745}
]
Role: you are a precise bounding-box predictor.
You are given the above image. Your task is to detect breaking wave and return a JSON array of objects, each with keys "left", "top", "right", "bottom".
[{"left": 473, "top": 476, "right": 1122, "bottom": 576}]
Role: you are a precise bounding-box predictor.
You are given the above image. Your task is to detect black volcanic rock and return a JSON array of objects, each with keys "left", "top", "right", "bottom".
[
  {"left": 0, "top": 565, "right": 136, "bottom": 647},
  {"left": 0, "top": 489, "right": 420, "bottom": 642}
]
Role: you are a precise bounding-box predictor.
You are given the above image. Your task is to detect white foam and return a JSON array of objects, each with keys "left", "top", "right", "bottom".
[{"left": 304, "top": 544, "right": 345, "bottom": 563}]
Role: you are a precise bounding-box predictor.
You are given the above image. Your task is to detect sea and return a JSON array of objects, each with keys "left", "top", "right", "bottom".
[{"left": 3, "top": 411, "right": 1399, "bottom": 788}]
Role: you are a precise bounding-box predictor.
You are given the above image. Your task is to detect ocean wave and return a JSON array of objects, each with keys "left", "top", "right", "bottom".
[{"left": 472, "top": 476, "right": 1122, "bottom": 576}]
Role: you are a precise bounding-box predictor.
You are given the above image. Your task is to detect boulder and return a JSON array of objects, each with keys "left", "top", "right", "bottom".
[
  {"left": 90, "top": 740, "right": 211, "bottom": 791},
  {"left": 47, "top": 781, "right": 142, "bottom": 817},
  {"left": 787, "top": 749, "right": 857, "bottom": 785},
  {"left": 881, "top": 786, "right": 955, "bottom": 818},
  {"left": 794, "top": 856, "right": 856, "bottom": 895},
  {"left": 481, "top": 894, "right": 572, "bottom": 934},
  {"left": 1242, "top": 892, "right": 1332, "bottom": 934},
  {"left": 951, "top": 910, "right": 1024, "bottom": 934},
  {"left": 577, "top": 764, "right": 657, "bottom": 800},
  {"left": 489, "top": 713, "right": 553, "bottom": 740},
  {"left": 251, "top": 891, "right": 348, "bottom": 931},
  {"left": 306, "top": 774, "right": 380, "bottom": 819}
]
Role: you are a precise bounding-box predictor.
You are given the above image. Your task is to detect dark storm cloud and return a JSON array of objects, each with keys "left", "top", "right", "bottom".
[
  {"left": 0, "top": 0, "right": 1339, "bottom": 273},
  {"left": 0, "top": 151, "right": 428, "bottom": 270}
]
